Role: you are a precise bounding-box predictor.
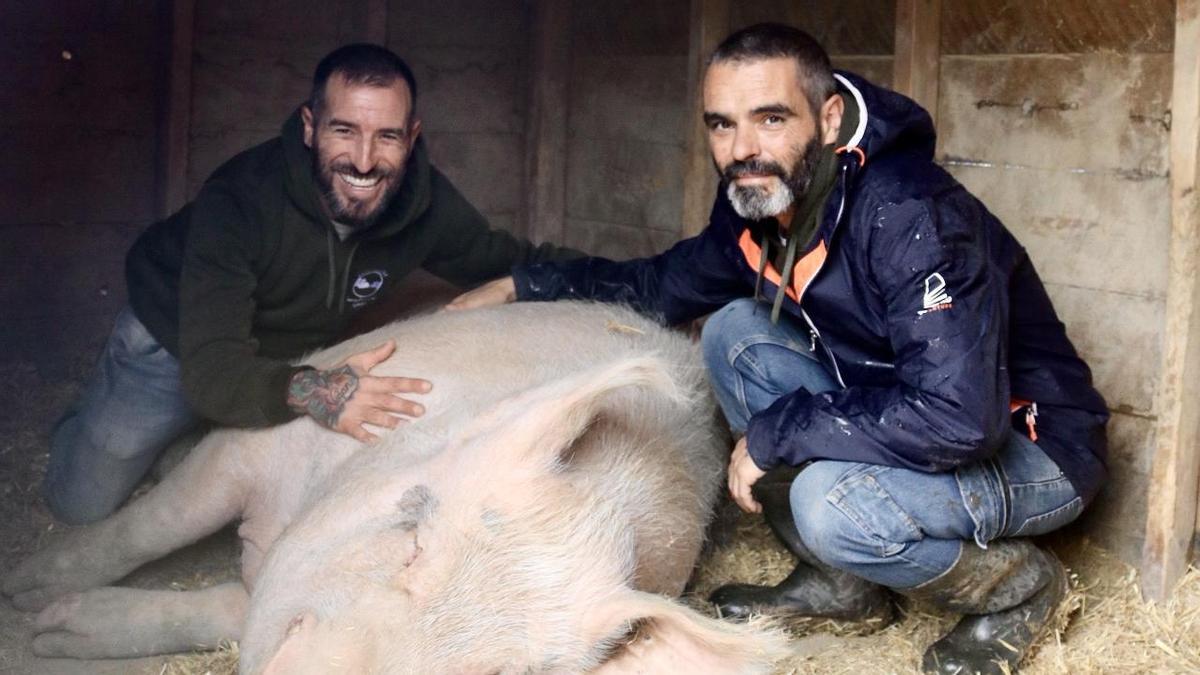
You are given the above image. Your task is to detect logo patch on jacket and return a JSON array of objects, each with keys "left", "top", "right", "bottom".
[
  {"left": 918, "top": 272, "right": 953, "bottom": 316},
  {"left": 347, "top": 269, "right": 388, "bottom": 309}
]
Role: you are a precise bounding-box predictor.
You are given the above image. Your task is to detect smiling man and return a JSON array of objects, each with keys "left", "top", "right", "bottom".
[
  {"left": 44, "top": 44, "right": 575, "bottom": 528},
  {"left": 450, "top": 24, "right": 1109, "bottom": 674}
]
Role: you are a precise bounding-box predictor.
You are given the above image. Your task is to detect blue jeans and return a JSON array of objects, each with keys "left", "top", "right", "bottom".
[
  {"left": 701, "top": 299, "right": 1083, "bottom": 589},
  {"left": 43, "top": 307, "right": 199, "bottom": 525}
]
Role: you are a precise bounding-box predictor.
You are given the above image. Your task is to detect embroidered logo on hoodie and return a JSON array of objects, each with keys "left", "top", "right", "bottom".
[
  {"left": 347, "top": 269, "right": 388, "bottom": 309},
  {"left": 918, "top": 272, "right": 953, "bottom": 315}
]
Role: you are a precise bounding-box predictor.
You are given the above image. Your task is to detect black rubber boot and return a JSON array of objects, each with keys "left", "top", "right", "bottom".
[
  {"left": 709, "top": 467, "right": 893, "bottom": 623},
  {"left": 904, "top": 539, "right": 1068, "bottom": 675}
]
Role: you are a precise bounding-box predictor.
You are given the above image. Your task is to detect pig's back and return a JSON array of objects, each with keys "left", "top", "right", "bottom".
[{"left": 305, "top": 302, "right": 713, "bottom": 460}]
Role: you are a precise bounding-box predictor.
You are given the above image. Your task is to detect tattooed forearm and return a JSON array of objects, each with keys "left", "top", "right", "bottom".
[{"left": 287, "top": 365, "right": 359, "bottom": 428}]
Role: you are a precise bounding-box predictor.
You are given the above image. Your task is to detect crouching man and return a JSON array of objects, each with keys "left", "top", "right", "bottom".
[{"left": 449, "top": 23, "right": 1108, "bottom": 674}]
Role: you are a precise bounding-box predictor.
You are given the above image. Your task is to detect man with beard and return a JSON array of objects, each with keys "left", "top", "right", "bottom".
[
  {"left": 44, "top": 44, "right": 576, "bottom": 526},
  {"left": 449, "top": 24, "right": 1108, "bottom": 675}
]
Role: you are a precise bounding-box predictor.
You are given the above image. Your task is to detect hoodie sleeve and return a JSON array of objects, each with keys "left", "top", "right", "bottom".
[
  {"left": 420, "top": 171, "right": 581, "bottom": 286},
  {"left": 177, "top": 183, "right": 308, "bottom": 427},
  {"left": 744, "top": 195, "right": 1011, "bottom": 473}
]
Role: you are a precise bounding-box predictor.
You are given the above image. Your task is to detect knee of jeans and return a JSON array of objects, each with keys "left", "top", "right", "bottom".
[
  {"left": 701, "top": 299, "right": 760, "bottom": 358},
  {"left": 41, "top": 477, "right": 115, "bottom": 526},
  {"left": 792, "top": 463, "right": 924, "bottom": 566}
]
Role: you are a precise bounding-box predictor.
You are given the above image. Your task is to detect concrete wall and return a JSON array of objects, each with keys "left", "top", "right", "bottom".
[{"left": 934, "top": 0, "right": 1175, "bottom": 563}]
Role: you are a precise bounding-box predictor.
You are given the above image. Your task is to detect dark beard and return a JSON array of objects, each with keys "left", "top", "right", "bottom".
[
  {"left": 312, "top": 139, "right": 403, "bottom": 230},
  {"left": 720, "top": 134, "right": 824, "bottom": 201}
]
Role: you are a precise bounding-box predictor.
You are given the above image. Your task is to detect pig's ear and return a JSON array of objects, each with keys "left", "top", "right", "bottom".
[
  {"left": 259, "top": 611, "right": 319, "bottom": 675},
  {"left": 458, "top": 357, "right": 683, "bottom": 468},
  {"left": 586, "top": 591, "right": 790, "bottom": 675}
]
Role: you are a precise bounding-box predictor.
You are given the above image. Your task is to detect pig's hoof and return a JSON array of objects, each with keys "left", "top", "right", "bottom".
[
  {"left": 32, "top": 591, "right": 136, "bottom": 659},
  {"left": 10, "top": 586, "right": 68, "bottom": 613}
]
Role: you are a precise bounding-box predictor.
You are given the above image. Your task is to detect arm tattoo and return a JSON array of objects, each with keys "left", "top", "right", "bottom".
[{"left": 288, "top": 365, "right": 360, "bottom": 429}]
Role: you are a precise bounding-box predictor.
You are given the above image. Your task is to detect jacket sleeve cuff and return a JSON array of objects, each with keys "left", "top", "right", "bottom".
[
  {"left": 262, "top": 365, "right": 312, "bottom": 425},
  {"left": 512, "top": 264, "right": 557, "bottom": 302},
  {"left": 745, "top": 416, "right": 783, "bottom": 471}
]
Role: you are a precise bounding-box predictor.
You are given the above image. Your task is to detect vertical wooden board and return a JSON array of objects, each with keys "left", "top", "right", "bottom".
[
  {"left": 521, "top": 0, "right": 568, "bottom": 244},
  {"left": 893, "top": 0, "right": 940, "bottom": 126},
  {"left": 1075, "top": 412, "right": 1157, "bottom": 566},
  {"left": 156, "top": 0, "right": 195, "bottom": 218},
  {"left": 681, "top": 0, "right": 731, "bottom": 237},
  {"left": 1142, "top": 0, "right": 1200, "bottom": 601},
  {"left": 364, "top": 0, "right": 387, "bottom": 44}
]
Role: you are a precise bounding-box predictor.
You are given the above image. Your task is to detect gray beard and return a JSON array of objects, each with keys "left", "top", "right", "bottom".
[
  {"left": 721, "top": 135, "right": 824, "bottom": 221},
  {"left": 726, "top": 178, "right": 795, "bottom": 221}
]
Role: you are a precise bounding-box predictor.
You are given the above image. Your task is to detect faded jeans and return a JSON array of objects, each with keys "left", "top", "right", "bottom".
[
  {"left": 701, "top": 298, "right": 1083, "bottom": 589},
  {"left": 43, "top": 307, "right": 199, "bottom": 525}
]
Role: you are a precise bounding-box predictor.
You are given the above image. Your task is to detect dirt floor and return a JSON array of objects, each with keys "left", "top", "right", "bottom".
[{"left": 1, "top": 344, "right": 1198, "bottom": 674}]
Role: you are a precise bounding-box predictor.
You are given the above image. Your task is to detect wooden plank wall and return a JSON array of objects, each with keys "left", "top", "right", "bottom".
[
  {"left": 0, "top": 1, "right": 160, "bottom": 414},
  {"left": 932, "top": 0, "right": 1177, "bottom": 578},
  {"left": 1143, "top": 0, "right": 1200, "bottom": 601}
]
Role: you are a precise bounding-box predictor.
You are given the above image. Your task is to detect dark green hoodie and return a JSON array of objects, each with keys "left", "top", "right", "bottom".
[{"left": 126, "top": 109, "right": 576, "bottom": 427}]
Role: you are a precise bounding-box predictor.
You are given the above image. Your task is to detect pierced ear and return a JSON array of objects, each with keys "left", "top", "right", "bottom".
[
  {"left": 586, "top": 591, "right": 790, "bottom": 675},
  {"left": 454, "top": 357, "right": 683, "bottom": 471}
]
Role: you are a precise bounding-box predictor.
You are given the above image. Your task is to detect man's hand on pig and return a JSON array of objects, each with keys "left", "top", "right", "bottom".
[
  {"left": 444, "top": 276, "right": 516, "bottom": 311},
  {"left": 727, "top": 437, "right": 767, "bottom": 513},
  {"left": 287, "top": 340, "right": 431, "bottom": 442}
]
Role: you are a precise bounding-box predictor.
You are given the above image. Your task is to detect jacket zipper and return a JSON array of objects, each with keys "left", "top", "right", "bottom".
[{"left": 797, "top": 164, "right": 849, "bottom": 389}]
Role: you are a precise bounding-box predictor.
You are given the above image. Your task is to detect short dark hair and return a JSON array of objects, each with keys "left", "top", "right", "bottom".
[
  {"left": 708, "top": 23, "right": 836, "bottom": 118},
  {"left": 309, "top": 43, "right": 418, "bottom": 119}
]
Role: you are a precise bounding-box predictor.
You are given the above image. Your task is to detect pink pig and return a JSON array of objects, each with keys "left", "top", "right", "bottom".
[{"left": 5, "top": 301, "right": 787, "bottom": 673}]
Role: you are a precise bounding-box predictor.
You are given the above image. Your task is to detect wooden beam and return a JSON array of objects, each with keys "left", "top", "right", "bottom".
[
  {"left": 892, "top": 0, "right": 941, "bottom": 127},
  {"left": 365, "top": 0, "right": 388, "bottom": 45},
  {"left": 522, "top": 0, "right": 570, "bottom": 244},
  {"left": 680, "top": 0, "right": 730, "bottom": 238},
  {"left": 155, "top": 0, "right": 195, "bottom": 218},
  {"left": 1142, "top": 0, "right": 1200, "bottom": 602}
]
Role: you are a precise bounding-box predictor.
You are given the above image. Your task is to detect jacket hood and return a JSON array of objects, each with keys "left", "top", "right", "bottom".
[
  {"left": 280, "top": 107, "right": 433, "bottom": 240},
  {"left": 833, "top": 71, "right": 937, "bottom": 166}
]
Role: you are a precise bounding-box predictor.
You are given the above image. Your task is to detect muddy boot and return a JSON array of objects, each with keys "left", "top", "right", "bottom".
[
  {"left": 904, "top": 539, "right": 1068, "bottom": 674},
  {"left": 709, "top": 467, "right": 893, "bottom": 622}
]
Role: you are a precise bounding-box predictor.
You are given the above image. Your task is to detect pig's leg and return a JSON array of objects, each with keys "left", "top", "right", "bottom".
[
  {"left": 4, "top": 432, "right": 253, "bottom": 611},
  {"left": 31, "top": 582, "right": 248, "bottom": 659}
]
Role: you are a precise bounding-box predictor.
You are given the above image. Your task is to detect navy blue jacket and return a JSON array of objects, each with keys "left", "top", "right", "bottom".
[{"left": 514, "top": 73, "right": 1109, "bottom": 502}]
